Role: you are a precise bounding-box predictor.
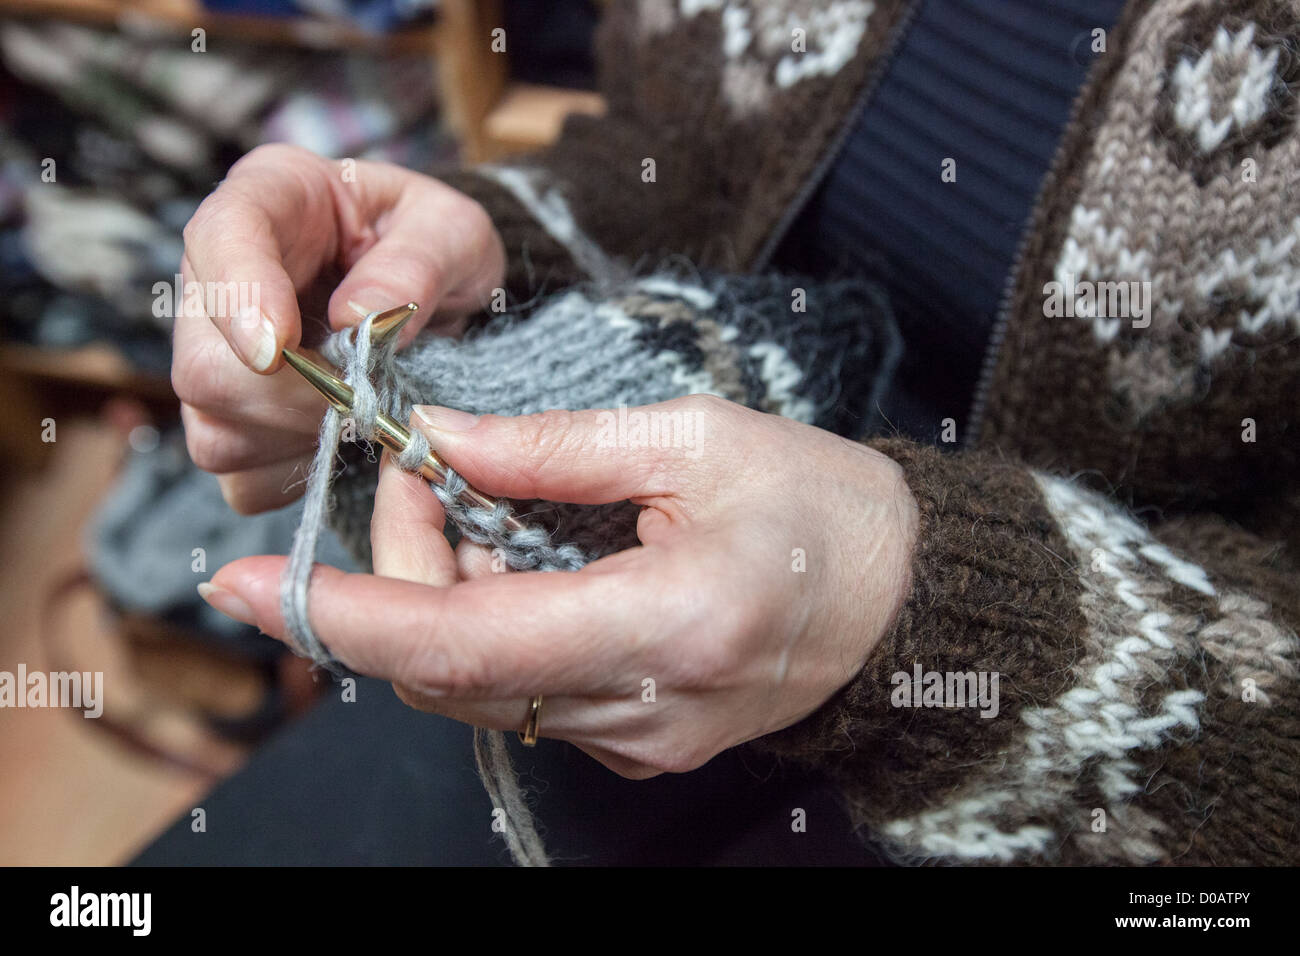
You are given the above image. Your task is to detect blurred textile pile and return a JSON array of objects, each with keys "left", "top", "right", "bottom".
[
  {"left": 209, "top": 0, "right": 439, "bottom": 32},
  {"left": 0, "top": 16, "right": 455, "bottom": 372}
]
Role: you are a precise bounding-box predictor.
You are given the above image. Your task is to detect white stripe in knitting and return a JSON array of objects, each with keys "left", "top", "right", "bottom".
[
  {"left": 478, "top": 165, "right": 619, "bottom": 281},
  {"left": 634, "top": 276, "right": 718, "bottom": 310},
  {"left": 878, "top": 474, "right": 1229, "bottom": 864},
  {"left": 680, "top": 0, "right": 724, "bottom": 16},
  {"left": 1056, "top": 210, "right": 1300, "bottom": 347},
  {"left": 1203, "top": 221, "right": 1300, "bottom": 336},
  {"left": 1199, "top": 591, "right": 1300, "bottom": 706},
  {"left": 720, "top": 4, "right": 751, "bottom": 58},
  {"left": 748, "top": 342, "right": 817, "bottom": 422},
  {"left": 1171, "top": 23, "right": 1280, "bottom": 154},
  {"left": 680, "top": 1, "right": 874, "bottom": 114},
  {"left": 772, "top": 1, "right": 875, "bottom": 89},
  {"left": 599, "top": 282, "right": 817, "bottom": 419},
  {"left": 598, "top": 300, "right": 728, "bottom": 399}
]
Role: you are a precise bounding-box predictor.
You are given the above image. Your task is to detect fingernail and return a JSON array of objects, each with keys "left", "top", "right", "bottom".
[
  {"left": 414, "top": 405, "right": 479, "bottom": 433},
  {"left": 234, "top": 308, "right": 279, "bottom": 372},
  {"left": 198, "top": 582, "right": 257, "bottom": 627},
  {"left": 250, "top": 317, "right": 279, "bottom": 372},
  {"left": 346, "top": 295, "right": 389, "bottom": 319}
]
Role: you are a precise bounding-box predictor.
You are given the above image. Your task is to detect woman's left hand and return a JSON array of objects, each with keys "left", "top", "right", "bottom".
[{"left": 200, "top": 395, "right": 919, "bottom": 778}]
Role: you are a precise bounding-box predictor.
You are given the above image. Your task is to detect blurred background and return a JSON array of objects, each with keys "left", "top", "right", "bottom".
[{"left": 0, "top": 0, "right": 603, "bottom": 864}]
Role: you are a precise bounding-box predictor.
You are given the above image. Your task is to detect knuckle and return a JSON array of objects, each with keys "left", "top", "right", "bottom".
[
  {"left": 405, "top": 641, "right": 492, "bottom": 698},
  {"left": 181, "top": 199, "right": 222, "bottom": 250},
  {"left": 468, "top": 210, "right": 503, "bottom": 274},
  {"left": 170, "top": 341, "right": 207, "bottom": 406},
  {"left": 680, "top": 393, "right": 725, "bottom": 413},
  {"left": 635, "top": 740, "right": 711, "bottom": 776},
  {"left": 182, "top": 416, "right": 231, "bottom": 473},
  {"left": 216, "top": 474, "right": 263, "bottom": 516},
  {"left": 608, "top": 763, "right": 662, "bottom": 781},
  {"left": 392, "top": 683, "right": 441, "bottom": 713},
  {"left": 678, "top": 393, "right": 731, "bottom": 423},
  {"left": 592, "top": 749, "right": 665, "bottom": 780},
  {"left": 372, "top": 240, "right": 445, "bottom": 291},
  {"left": 461, "top": 198, "right": 498, "bottom": 251},
  {"left": 510, "top": 410, "right": 581, "bottom": 486},
  {"left": 170, "top": 335, "right": 231, "bottom": 410},
  {"left": 663, "top": 575, "right": 753, "bottom": 687},
  {"left": 235, "top": 141, "right": 310, "bottom": 173},
  {"left": 183, "top": 197, "right": 264, "bottom": 265}
]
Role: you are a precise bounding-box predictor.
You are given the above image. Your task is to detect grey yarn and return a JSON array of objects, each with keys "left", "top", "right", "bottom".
[
  {"left": 283, "top": 311, "right": 564, "bottom": 867},
  {"left": 474, "top": 727, "right": 550, "bottom": 866},
  {"left": 280, "top": 271, "right": 901, "bottom": 867},
  {"left": 87, "top": 429, "right": 358, "bottom": 653},
  {"left": 280, "top": 404, "right": 346, "bottom": 672},
  {"left": 280, "top": 312, "right": 392, "bottom": 672}
]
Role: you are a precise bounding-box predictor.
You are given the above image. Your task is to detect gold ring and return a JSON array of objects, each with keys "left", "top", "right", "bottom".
[{"left": 519, "top": 694, "right": 543, "bottom": 746}]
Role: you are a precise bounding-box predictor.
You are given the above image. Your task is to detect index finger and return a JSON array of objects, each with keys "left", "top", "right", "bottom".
[
  {"left": 182, "top": 147, "right": 338, "bottom": 372},
  {"left": 207, "top": 546, "right": 683, "bottom": 700}
]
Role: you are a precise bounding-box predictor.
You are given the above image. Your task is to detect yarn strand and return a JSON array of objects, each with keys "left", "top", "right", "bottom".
[
  {"left": 278, "top": 406, "right": 346, "bottom": 672},
  {"left": 282, "top": 313, "right": 554, "bottom": 867},
  {"left": 474, "top": 728, "right": 551, "bottom": 866}
]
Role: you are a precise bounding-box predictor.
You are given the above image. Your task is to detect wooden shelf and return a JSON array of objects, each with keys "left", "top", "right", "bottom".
[
  {"left": 482, "top": 82, "right": 605, "bottom": 159},
  {"left": 0, "top": 342, "right": 175, "bottom": 468},
  {"left": 0, "top": 342, "right": 173, "bottom": 399}
]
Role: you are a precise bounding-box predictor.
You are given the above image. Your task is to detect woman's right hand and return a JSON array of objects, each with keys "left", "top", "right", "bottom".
[{"left": 172, "top": 144, "right": 505, "bottom": 514}]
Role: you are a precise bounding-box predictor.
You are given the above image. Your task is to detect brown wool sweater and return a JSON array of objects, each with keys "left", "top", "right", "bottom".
[{"left": 439, "top": 0, "right": 1300, "bottom": 864}]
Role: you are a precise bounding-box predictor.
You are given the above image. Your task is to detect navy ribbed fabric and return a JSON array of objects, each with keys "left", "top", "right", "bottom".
[{"left": 774, "top": 0, "right": 1128, "bottom": 442}]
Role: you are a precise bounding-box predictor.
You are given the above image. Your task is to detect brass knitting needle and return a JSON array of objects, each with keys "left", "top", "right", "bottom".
[
  {"left": 352, "top": 300, "right": 418, "bottom": 345},
  {"left": 288, "top": 304, "right": 546, "bottom": 743},
  {"left": 281, "top": 304, "right": 527, "bottom": 532}
]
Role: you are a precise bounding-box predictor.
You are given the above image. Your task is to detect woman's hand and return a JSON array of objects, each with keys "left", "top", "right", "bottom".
[
  {"left": 199, "top": 396, "right": 919, "bottom": 778},
  {"left": 172, "top": 144, "right": 505, "bottom": 515}
]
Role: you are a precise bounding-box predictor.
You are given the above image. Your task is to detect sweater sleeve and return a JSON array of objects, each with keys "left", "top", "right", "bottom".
[
  {"left": 753, "top": 438, "right": 1300, "bottom": 866},
  {"left": 428, "top": 0, "right": 911, "bottom": 302},
  {"left": 426, "top": 0, "right": 714, "bottom": 304},
  {"left": 436, "top": 166, "right": 592, "bottom": 305}
]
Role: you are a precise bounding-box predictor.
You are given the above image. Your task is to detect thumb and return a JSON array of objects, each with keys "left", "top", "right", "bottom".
[{"left": 410, "top": 397, "right": 720, "bottom": 504}]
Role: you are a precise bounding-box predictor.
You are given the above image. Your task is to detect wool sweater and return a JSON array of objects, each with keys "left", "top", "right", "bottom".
[
  {"left": 423, "top": 0, "right": 1300, "bottom": 865},
  {"left": 775, "top": 0, "right": 1130, "bottom": 439}
]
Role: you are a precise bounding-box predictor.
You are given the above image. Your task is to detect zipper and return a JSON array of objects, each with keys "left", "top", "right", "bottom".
[
  {"left": 966, "top": 33, "right": 1116, "bottom": 448},
  {"left": 751, "top": 0, "right": 924, "bottom": 273},
  {"left": 965, "top": 228, "right": 1028, "bottom": 448}
]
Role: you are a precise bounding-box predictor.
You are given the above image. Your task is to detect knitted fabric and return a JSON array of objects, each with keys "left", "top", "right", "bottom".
[
  {"left": 324, "top": 271, "right": 901, "bottom": 571},
  {"left": 979, "top": 0, "right": 1300, "bottom": 505},
  {"left": 279, "top": 270, "right": 900, "bottom": 866}
]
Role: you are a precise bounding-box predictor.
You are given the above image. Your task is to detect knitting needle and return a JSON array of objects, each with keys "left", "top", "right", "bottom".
[
  {"left": 288, "top": 305, "right": 546, "bottom": 739},
  {"left": 351, "top": 300, "right": 418, "bottom": 345},
  {"left": 281, "top": 305, "right": 527, "bottom": 532}
]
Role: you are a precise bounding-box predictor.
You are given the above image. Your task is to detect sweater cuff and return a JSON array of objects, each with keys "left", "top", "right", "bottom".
[{"left": 751, "top": 438, "right": 1086, "bottom": 813}]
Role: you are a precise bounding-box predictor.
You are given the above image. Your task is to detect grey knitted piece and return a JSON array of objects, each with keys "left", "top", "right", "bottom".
[
  {"left": 327, "top": 271, "right": 900, "bottom": 571},
  {"left": 87, "top": 429, "right": 357, "bottom": 654},
  {"left": 282, "top": 270, "right": 898, "bottom": 867}
]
